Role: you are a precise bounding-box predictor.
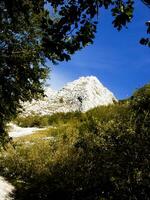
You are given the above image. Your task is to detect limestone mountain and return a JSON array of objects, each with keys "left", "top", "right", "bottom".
[{"left": 22, "top": 76, "right": 117, "bottom": 116}]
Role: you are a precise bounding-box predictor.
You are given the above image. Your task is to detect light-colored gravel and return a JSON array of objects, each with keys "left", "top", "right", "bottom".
[
  {"left": 8, "top": 123, "right": 46, "bottom": 138},
  {"left": 0, "top": 124, "right": 48, "bottom": 200},
  {"left": 0, "top": 176, "right": 14, "bottom": 200}
]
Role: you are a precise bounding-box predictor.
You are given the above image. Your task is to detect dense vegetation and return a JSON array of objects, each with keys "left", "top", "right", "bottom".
[
  {"left": 0, "top": 84, "right": 150, "bottom": 200},
  {"left": 1, "top": 0, "right": 149, "bottom": 143}
]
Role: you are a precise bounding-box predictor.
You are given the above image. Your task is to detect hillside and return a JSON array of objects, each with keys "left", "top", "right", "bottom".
[
  {"left": 22, "top": 76, "right": 117, "bottom": 116},
  {"left": 0, "top": 83, "right": 150, "bottom": 200}
]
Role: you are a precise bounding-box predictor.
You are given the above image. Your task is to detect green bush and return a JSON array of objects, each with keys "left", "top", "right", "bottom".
[
  {"left": 14, "top": 115, "right": 49, "bottom": 127},
  {"left": 130, "top": 83, "right": 150, "bottom": 113},
  {"left": 14, "top": 111, "right": 84, "bottom": 128},
  {"left": 0, "top": 84, "right": 150, "bottom": 200}
]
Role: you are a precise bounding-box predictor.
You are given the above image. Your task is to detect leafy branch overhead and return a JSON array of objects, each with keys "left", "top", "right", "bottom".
[
  {"left": 48, "top": 0, "right": 149, "bottom": 51},
  {"left": 140, "top": 20, "right": 150, "bottom": 47}
]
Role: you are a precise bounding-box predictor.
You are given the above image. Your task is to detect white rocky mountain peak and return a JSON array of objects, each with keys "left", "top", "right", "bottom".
[{"left": 22, "top": 76, "right": 117, "bottom": 116}]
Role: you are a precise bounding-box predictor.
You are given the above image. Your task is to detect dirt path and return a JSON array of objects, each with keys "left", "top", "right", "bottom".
[
  {"left": 8, "top": 123, "right": 46, "bottom": 138},
  {"left": 0, "top": 176, "right": 14, "bottom": 200}
]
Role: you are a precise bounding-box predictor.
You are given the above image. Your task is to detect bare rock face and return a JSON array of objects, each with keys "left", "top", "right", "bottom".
[
  {"left": 22, "top": 87, "right": 57, "bottom": 116},
  {"left": 22, "top": 76, "right": 117, "bottom": 116},
  {"left": 0, "top": 176, "right": 15, "bottom": 200}
]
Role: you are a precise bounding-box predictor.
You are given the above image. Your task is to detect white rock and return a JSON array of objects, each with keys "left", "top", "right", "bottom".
[
  {"left": 0, "top": 176, "right": 14, "bottom": 200},
  {"left": 8, "top": 123, "right": 46, "bottom": 138},
  {"left": 21, "top": 76, "right": 117, "bottom": 116}
]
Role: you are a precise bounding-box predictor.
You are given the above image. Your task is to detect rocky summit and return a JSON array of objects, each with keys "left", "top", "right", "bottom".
[{"left": 22, "top": 76, "right": 117, "bottom": 116}]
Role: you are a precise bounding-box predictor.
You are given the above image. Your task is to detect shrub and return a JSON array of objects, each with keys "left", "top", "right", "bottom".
[
  {"left": 14, "top": 115, "right": 49, "bottom": 127},
  {"left": 0, "top": 84, "right": 150, "bottom": 200},
  {"left": 130, "top": 83, "right": 150, "bottom": 113}
]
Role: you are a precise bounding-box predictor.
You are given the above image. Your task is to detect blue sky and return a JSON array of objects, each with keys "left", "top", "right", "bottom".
[{"left": 47, "top": 1, "right": 150, "bottom": 100}]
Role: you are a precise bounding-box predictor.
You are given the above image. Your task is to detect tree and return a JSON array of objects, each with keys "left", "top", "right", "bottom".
[
  {"left": 0, "top": 0, "right": 149, "bottom": 143},
  {"left": 142, "top": 0, "right": 150, "bottom": 7},
  {"left": 130, "top": 83, "right": 150, "bottom": 113},
  {"left": 0, "top": 0, "right": 48, "bottom": 143},
  {"left": 140, "top": 0, "right": 150, "bottom": 46}
]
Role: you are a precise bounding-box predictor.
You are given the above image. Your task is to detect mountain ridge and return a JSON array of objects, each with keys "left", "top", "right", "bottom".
[{"left": 22, "top": 76, "right": 117, "bottom": 116}]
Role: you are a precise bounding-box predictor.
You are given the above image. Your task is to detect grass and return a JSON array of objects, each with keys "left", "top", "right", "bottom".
[
  {"left": 13, "top": 127, "right": 55, "bottom": 144},
  {"left": 14, "top": 111, "right": 85, "bottom": 128},
  {"left": 0, "top": 84, "right": 150, "bottom": 200}
]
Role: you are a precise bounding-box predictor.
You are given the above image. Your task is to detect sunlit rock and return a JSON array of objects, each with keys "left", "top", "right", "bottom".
[
  {"left": 0, "top": 176, "right": 14, "bottom": 200},
  {"left": 22, "top": 76, "right": 117, "bottom": 116}
]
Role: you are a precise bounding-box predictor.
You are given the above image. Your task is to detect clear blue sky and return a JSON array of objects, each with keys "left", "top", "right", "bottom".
[{"left": 47, "top": 1, "right": 150, "bottom": 100}]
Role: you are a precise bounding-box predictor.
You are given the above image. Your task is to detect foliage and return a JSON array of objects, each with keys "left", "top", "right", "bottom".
[
  {"left": 142, "top": 0, "right": 150, "bottom": 7},
  {"left": 140, "top": 20, "right": 150, "bottom": 47},
  {"left": 0, "top": 84, "right": 150, "bottom": 200},
  {"left": 14, "top": 111, "right": 85, "bottom": 127},
  {"left": 14, "top": 115, "right": 49, "bottom": 128},
  {"left": 0, "top": 0, "right": 48, "bottom": 142},
  {"left": 130, "top": 83, "right": 150, "bottom": 113},
  {"left": 1, "top": 0, "right": 149, "bottom": 143}
]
